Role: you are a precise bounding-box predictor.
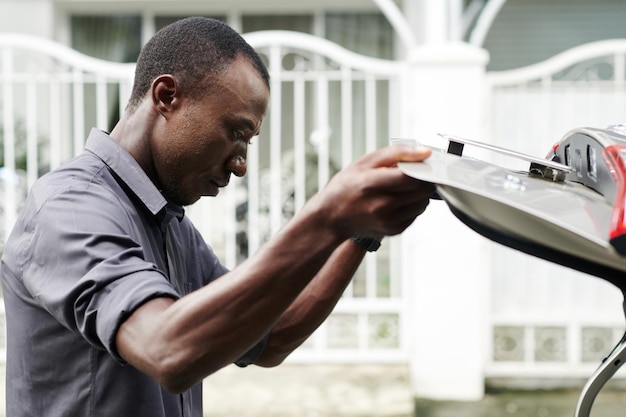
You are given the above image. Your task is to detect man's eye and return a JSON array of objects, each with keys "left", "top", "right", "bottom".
[
  {"left": 233, "top": 129, "right": 255, "bottom": 145},
  {"left": 233, "top": 130, "right": 244, "bottom": 140}
]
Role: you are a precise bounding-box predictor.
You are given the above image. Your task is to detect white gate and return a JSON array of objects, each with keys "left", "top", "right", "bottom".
[
  {"left": 484, "top": 39, "right": 626, "bottom": 382},
  {"left": 0, "top": 32, "right": 410, "bottom": 363}
]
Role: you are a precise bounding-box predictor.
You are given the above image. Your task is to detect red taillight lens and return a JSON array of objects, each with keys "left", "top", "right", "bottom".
[{"left": 604, "top": 144, "right": 626, "bottom": 254}]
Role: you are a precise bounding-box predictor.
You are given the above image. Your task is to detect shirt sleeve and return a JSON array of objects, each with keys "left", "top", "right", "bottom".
[
  {"left": 22, "top": 184, "right": 179, "bottom": 363},
  {"left": 234, "top": 333, "right": 271, "bottom": 367}
]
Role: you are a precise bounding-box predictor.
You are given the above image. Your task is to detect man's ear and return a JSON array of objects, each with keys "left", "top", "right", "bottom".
[{"left": 151, "top": 75, "right": 180, "bottom": 117}]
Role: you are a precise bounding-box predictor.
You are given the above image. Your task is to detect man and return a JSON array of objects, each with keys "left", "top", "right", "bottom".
[{"left": 0, "top": 17, "right": 433, "bottom": 416}]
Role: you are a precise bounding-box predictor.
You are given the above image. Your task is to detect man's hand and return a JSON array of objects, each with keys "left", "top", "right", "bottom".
[{"left": 312, "top": 145, "right": 434, "bottom": 239}]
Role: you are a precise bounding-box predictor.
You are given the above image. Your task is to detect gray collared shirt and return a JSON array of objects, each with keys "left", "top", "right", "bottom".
[{"left": 1, "top": 129, "right": 262, "bottom": 417}]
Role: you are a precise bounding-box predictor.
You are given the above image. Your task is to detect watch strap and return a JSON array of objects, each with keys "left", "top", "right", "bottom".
[{"left": 351, "top": 236, "right": 382, "bottom": 252}]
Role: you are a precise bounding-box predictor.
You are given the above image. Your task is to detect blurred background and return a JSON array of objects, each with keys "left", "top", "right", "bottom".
[{"left": 2, "top": 0, "right": 626, "bottom": 415}]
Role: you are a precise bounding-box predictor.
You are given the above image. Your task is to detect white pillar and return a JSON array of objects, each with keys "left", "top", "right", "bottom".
[
  {"left": 402, "top": 42, "right": 491, "bottom": 401},
  {"left": 403, "top": 0, "right": 449, "bottom": 45}
]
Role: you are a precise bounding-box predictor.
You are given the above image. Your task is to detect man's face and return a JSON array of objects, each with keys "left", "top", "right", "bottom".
[{"left": 154, "top": 56, "right": 269, "bottom": 206}]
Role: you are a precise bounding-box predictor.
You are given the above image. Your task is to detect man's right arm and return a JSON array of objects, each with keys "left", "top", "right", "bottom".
[{"left": 115, "top": 145, "right": 433, "bottom": 393}]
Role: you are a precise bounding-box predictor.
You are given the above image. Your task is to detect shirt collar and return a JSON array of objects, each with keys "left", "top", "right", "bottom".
[{"left": 84, "top": 128, "right": 185, "bottom": 223}]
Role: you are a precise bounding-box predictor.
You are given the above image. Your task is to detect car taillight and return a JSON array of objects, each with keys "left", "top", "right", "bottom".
[{"left": 604, "top": 144, "right": 626, "bottom": 254}]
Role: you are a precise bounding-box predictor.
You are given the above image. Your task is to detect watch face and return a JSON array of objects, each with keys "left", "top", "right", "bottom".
[{"left": 398, "top": 128, "right": 626, "bottom": 288}]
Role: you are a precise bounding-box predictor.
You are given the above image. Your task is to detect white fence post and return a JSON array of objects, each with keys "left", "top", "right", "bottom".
[{"left": 403, "top": 42, "right": 490, "bottom": 401}]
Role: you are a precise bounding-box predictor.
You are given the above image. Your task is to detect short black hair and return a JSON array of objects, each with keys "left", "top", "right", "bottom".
[{"left": 126, "top": 16, "right": 269, "bottom": 111}]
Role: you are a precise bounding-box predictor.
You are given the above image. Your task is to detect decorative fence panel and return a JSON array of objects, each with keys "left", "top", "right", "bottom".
[
  {"left": 0, "top": 34, "right": 135, "bottom": 249},
  {"left": 242, "top": 31, "right": 408, "bottom": 362},
  {"left": 484, "top": 39, "right": 626, "bottom": 382}
]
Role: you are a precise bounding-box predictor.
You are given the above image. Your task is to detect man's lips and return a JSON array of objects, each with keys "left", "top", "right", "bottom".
[
  {"left": 211, "top": 179, "right": 229, "bottom": 188},
  {"left": 206, "top": 178, "right": 230, "bottom": 195}
]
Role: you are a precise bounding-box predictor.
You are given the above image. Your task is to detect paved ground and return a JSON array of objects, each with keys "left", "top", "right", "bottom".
[{"left": 202, "top": 364, "right": 414, "bottom": 417}]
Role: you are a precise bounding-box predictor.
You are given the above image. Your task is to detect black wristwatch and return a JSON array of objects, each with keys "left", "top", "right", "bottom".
[{"left": 351, "top": 236, "right": 382, "bottom": 252}]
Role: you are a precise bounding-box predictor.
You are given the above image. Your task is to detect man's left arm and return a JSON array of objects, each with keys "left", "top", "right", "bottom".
[{"left": 253, "top": 237, "right": 371, "bottom": 366}]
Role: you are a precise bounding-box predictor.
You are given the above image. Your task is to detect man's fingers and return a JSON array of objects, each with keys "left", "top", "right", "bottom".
[
  {"left": 358, "top": 145, "right": 432, "bottom": 169},
  {"left": 359, "top": 166, "right": 435, "bottom": 193}
]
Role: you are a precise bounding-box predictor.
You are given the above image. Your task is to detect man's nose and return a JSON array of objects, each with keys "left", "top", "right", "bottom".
[{"left": 228, "top": 153, "right": 247, "bottom": 177}]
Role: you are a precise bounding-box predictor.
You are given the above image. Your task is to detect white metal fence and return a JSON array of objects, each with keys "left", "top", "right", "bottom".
[{"left": 242, "top": 31, "right": 409, "bottom": 361}]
